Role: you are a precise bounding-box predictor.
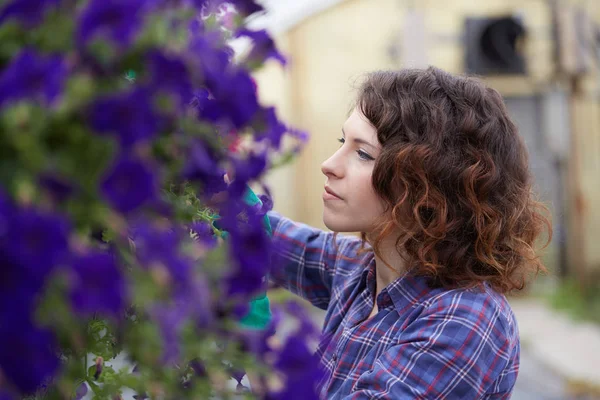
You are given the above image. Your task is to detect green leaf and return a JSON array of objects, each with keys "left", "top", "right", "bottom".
[
  {"left": 87, "top": 365, "right": 97, "bottom": 380},
  {"left": 0, "top": 21, "right": 27, "bottom": 66},
  {"left": 29, "top": 10, "right": 75, "bottom": 52},
  {"left": 86, "top": 379, "right": 101, "bottom": 395},
  {"left": 88, "top": 319, "right": 109, "bottom": 336},
  {"left": 59, "top": 74, "right": 97, "bottom": 113}
]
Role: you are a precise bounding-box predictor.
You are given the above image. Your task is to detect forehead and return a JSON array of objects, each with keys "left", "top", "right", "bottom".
[{"left": 343, "top": 109, "right": 379, "bottom": 144}]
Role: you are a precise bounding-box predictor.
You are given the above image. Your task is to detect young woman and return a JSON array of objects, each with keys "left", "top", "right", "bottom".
[{"left": 267, "top": 67, "right": 551, "bottom": 399}]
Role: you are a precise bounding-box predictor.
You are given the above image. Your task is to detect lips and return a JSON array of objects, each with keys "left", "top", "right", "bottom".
[{"left": 324, "top": 186, "right": 342, "bottom": 200}]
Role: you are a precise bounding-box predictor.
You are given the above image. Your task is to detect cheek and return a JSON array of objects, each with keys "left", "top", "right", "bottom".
[{"left": 355, "top": 172, "right": 383, "bottom": 210}]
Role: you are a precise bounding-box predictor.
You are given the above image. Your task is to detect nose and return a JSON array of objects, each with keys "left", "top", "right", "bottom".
[{"left": 321, "top": 149, "right": 344, "bottom": 179}]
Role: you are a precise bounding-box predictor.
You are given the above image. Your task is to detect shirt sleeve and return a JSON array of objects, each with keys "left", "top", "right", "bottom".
[
  {"left": 343, "top": 292, "right": 516, "bottom": 400},
  {"left": 267, "top": 211, "right": 351, "bottom": 310}
]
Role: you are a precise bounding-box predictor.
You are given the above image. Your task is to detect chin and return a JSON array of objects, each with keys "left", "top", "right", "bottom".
[
  {"left": 322, "top": 212, "right": 356, "bottom": 233},
  {"left": 322, "top": 211, "right": 340, "bottom": 232},
  {"left": 322, "top": 218, "right": 338, "bottom": 232}
]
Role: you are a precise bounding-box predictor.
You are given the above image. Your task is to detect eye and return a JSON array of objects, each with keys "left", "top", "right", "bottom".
[
  {"left": 356, "top": 150, "right": 375, "bottom": 161},
  {"left": 337, "top": 137, "right": 345, "bottom": 145}
]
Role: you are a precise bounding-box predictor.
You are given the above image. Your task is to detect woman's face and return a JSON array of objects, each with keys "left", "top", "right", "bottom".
[{"left": 321, "top": 109, "right": 386, "bottom": 233}]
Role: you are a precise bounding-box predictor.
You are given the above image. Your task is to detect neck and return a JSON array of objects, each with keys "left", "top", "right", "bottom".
[{"left": 370, "top": 233, "right": 406, "bottom": 297}]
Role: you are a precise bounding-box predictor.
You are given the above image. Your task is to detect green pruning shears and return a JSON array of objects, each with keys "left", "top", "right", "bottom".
[
  {"left": 213, "top": 186, "right": 272, "bottom": 330},
  {"left": 238, "top": 186, "right": 272, "bottom": 330}
]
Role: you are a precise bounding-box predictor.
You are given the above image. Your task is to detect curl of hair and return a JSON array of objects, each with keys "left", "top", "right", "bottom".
[{"left": 355, "top": 67, "right": 552, "bottom": 294}]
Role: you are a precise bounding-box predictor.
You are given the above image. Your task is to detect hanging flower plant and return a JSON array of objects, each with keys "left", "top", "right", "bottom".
[{"left": 0, "top": 0, "right": 318, "bottom": 398}]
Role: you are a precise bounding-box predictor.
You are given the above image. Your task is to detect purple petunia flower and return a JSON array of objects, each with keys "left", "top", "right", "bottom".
[
  {"left": 181, "top": 140, "right": 227, "bottom": 196},
  {"left": 145, "top": 0, "right": 208, "bottom": 12},
  {"left": 187, "top": 16, "right": 204, "bottom": 36},
  {"left": 185, "top": 277, "right": 214, "bottom": 327},
  {"left": 148, "top": 303, "right": 187, "bottom": 364},
  {"left": 219, "top": 201, "right": 271, "bottom": 296},
  {"left": 146, "top": 50, "right": 193, "bottom": 108},
  {"left": 100, "top": 156, "right": 157, "bottom": 214},
  {"left": 185, "top": 0, "right": 263, "bottom": 17},
  {"left": 0, "top": 319, "right": 60, "bottom": 396},
  {"left": 227, "top": 0, "right": 264, "bottom": 16},
  {"left": 89, "top": 87, "right": 166, "bottom": 149},
  {"left": 236, "top": 29, "right": 286, "bottom": 66},
  {"left": 3, "top": 208, "right": 70, "bottom": 277},
  {"left": 231, "top": 152, "right": 266, "bottom": 185},
  {"left": 145, "top": 279, "right": 212, "bottom": 365},
  {"left": 0, "top": 271, "right": 61, "bottom": 396},
  {"left": 253, "top": 106, "right": 287, "bottom": 149},
  {"left": 224, "top": 152, "right": 267, "bottom": 203},
  {"left": 0, "top": 49, "right": 67, "bottom": 108},
  {"left": 289, "top": 127, "right": 310, "bottom": 146},
  {"left": 284, "top": 300, "right": 319, "bottom": 338},
  {"left": 258, "top": 194, "right": 273, "bottom": 214},
  {"left": 198, "top": 68, "right": 260, "bottom": 129},
  {"left": 0, "top": 389, "right": 16, "bottom": 400},
  {"left": 130, "top": 220, "right": 193, "bottom": 286},
  {"left": 0, "top": 199, "right": 65, "bottom": 396},
  {"left": 0, "top": 208, "right": 69, "bottom": 336},
  {"left": 189, "top": 358, "right": 207, "bottom": 377},
  {"left": 0, "top": 0, "right": 60, "bottom": 28},
  {"left": 270, "top": 334, "right": 322, "bottom": 400},
  {"left": 69, "top": 250, "right": 126, "bottom": 317},
  {"left": 190, "top": 220, "right": 217, "bottom": 248},
  {"left": 0, "top": 264, "right": 38, "bottom": 329},
  {"left": 74, "top": 383, "right": 88, "bottom": 400},
  {"left": 225, "top": 266, "right": 266, "bottom": 297},
  {"left": 0, "top": 191, "right": 14, "bottom": 241},
  {"left": 77, "top": 0, "right": 146, "bottom": 48},
  {"left": 187, "top": 31, "right": 232, "bottom": 86},
  {"left": 131, "top": 221, "right": 180, "bottom": 263}
]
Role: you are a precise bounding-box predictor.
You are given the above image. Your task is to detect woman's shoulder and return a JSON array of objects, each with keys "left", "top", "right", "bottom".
[
  {"left": 419, "top": 282, "right": 518, "bottom": 341},
  {"left": 391, "top": 275, "right": 518, "bottom": 343}
]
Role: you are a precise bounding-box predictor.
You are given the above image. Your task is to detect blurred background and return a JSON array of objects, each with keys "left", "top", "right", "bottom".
[{"left": 239, "top": 0, "right": 600, "bottom": 398}]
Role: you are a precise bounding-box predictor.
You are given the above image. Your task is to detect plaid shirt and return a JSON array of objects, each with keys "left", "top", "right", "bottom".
[{"left": 268, "top": 212, "right": 520, "bottom": 400}]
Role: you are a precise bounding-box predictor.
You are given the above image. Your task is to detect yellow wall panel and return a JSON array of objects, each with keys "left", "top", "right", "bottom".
[{"left": 255, "top": 0, "right": 600, "bottom": 278}]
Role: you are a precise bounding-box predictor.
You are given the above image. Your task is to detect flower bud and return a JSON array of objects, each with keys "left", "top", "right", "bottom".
[{"left": 94, "top": 356, "right": 103, "bottom": 380}]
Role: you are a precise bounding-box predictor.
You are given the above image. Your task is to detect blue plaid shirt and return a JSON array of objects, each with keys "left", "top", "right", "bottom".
[{"left": 268, "top": 212, "right": 520, "bottom": 399}]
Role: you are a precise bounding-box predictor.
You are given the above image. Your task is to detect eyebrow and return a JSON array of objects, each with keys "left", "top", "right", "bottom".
[{"left": 341, "top": 128, "right": 379, "bottom": 150}]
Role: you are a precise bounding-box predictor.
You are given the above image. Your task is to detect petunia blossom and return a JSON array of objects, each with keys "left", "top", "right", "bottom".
[
  {"left": 77, "top": 0, "right": 146, "bottom": 48},
  {"left": 0, "top": 0, "right": 60, "bottom": 28},
  {"left": 89, "top": 87, "right": 167, "bottom": 149},
  {"left": 0, "top": 49, "right": 66, "bottom": 108},
  {"left": 100, "top": 156, "right": 157, "bottom": 214},
  {"left": 69, "top": 250, "right": 126, "bottom": 318}
]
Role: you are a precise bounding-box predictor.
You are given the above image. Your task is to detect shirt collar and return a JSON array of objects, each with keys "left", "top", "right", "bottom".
[
  {"left": 361, "top": 254, "right": 441, "bottom": 312},
  {"left": 361, "top": 256, "right": 394, "bottom": 310}
]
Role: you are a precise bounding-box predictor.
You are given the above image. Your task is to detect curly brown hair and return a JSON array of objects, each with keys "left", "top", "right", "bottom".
[{"left": 354, "top": 67, "right": 552, "bottom": 294}]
